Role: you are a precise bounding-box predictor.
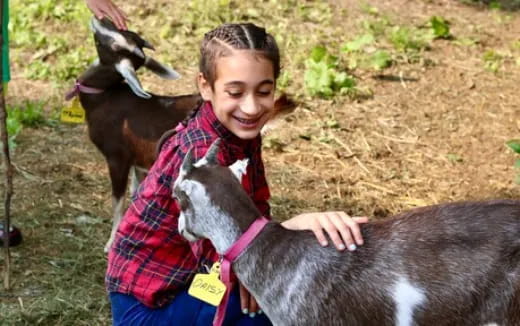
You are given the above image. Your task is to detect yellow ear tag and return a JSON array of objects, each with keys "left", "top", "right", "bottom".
[
  {"left": 61, "top": 98, "right": 86, "bottom": 123},
  {"left": 188, "top": 262, "right": 227, "bottom": 306}
]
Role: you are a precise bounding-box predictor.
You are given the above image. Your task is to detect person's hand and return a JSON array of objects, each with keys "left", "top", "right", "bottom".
[
  {"left": 239, "top": 282, "right": 262, "bottom": 317},
  {"left": 281, "top": 212, "right": 368, "bottom": 251},
  {"left": 85, "top": 0, "right": 128, "bottom": 30}
]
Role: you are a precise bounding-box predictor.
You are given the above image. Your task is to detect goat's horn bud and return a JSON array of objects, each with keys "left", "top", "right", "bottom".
[{"left": 204, "top": 138, "right": 222, "bottom": 165}]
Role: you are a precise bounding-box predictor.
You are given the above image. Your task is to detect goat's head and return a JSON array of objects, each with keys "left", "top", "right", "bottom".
[
  {"left": 173, "top": 139, "right": 254, "bottom": 248},
  {"left": 89, "top": 17, "right": 180, "bottom": 98}
]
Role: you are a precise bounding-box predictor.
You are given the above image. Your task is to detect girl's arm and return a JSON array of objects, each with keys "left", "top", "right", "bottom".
[
  {"left": 85, "top": 0, "right": 128, "bottom": 30},
  {"left": 282, "top": 212, "right": 368, "bottom": 251}
]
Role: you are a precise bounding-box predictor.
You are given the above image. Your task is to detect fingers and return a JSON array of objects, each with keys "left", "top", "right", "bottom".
[
  {"left": 311, "top": 225, "right": 329, "bottom": 247},
  {"left": 248, "top": 295, "right": 259, "bottom": 316},
  {"left": 330, "top": 212, "right": 357, "bottom": 250},
  {"left": 107, "top": 3, "right": 128, "bottom": 30},
  {"left": 87, "top": 0, "right": 128, "bottom": 30},
  {"left": 239, "top": 283, "right": 249, "bottom": 314},
  {"left": 315, "top": 212, "right": 369, "bottom": 251},
  {"left": 239, "top": 283, "right": 261, "bottom": 318}
]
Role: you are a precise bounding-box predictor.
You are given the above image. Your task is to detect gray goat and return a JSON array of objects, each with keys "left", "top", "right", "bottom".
[{"left": 173, "top": 139, "right": 520, "bottom": 326}]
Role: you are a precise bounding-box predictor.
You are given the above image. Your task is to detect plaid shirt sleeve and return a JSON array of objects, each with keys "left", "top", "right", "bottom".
[
  {"left": 106, "top": 139, "right": 200, "bottom": 308},
  {"left": 106, "top": 105, "right": 272, "bottom": 307}
]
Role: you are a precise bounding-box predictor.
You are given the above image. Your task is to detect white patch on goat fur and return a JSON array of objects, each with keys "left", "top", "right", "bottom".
[
  {"left": 115, "top": 59, "right": 151, "bottom": 98},
  {"left": 482, "top": 323, "right": 500, "bottom": 326},
  {"left": 176, "top": 179, "right": 241, "bottom": 253},
  {"left": 105, "top": 196, "right": 125, "bottom": 252},
  {"left": 392, "top": 277, "right": 426, "bottom": 326},
  {"left": 193, "top": 157, "right": 208, "bottom": 168},
  {"left": 176, "top": 179, "right": 200, "bottom": 196},
  {"left": 229, "top": 159, "right": 248, "bottom": 181},
  {"left": 91, "top": 18, "right": 135, "bottom": 53}
]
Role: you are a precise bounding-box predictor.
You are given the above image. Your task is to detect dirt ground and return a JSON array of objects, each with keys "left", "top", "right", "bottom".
[{"left": 1, "top": 0, "right": 519, "bottom": 324}]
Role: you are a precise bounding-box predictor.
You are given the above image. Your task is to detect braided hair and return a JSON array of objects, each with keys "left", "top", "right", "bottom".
[{"left": 199, "top": 23, "right": 281, "bottom": 88}]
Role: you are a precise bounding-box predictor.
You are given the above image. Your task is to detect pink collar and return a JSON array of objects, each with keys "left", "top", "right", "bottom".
[
  {"left": 213, "top": 216, "right": 270, "bottom": 326},
  {"left": 65, "top": 80, "right": 104, "bottom": 101}
]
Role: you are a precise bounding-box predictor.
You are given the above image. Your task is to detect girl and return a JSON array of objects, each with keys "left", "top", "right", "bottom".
[{"left": 106, "top": 22, "right": 368, "bottom": 326}]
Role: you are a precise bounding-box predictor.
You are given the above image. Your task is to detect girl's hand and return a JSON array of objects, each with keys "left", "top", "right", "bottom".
[
  {"left": 281, "top": 212, "right": 368, "bottom": 251},
  {"left": 86, "top": 0, "right": 128, "bottom": 30},
  {"left": 239, "top": 282, "right": 262, "bottom": 317}
]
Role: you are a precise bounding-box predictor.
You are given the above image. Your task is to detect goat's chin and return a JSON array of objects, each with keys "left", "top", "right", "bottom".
[{"left": 180, "top": 229, "right": 200, "bottom": 242}]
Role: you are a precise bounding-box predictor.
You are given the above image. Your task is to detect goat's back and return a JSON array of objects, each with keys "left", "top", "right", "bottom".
[
  {"left": 80, "top": 87, "right": 201, "bottom": 168},
  {"left": 238, "top": 200, "right": 520, "bottom": 326}
]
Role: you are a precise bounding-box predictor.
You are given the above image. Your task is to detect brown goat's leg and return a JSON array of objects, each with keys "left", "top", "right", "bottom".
[
  {"left": 129, "top": 165, "right": 148, "bottom": 197},
  {"left": 104, "top": 158, "right": 131, "bottom": 253}
]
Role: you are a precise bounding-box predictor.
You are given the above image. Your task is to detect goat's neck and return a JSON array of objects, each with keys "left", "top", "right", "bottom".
[
  {"left": 203, "top": 206, "right": 261, "bottom": 255},
  {"left": 78, "top": 64, "right": 124, "bottom": 89}
]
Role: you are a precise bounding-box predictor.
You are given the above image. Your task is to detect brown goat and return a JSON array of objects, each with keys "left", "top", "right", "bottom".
[{"left": 68, "top": 18, "right": 295, "bottom": 252}]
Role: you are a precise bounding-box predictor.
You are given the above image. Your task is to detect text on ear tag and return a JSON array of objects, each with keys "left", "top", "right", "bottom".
[
  {"left": 61, "top": 98, "right": 86, "bottom": 123},
  {"left": 188, "top": 262, "right": 227, "bottom": 306}
]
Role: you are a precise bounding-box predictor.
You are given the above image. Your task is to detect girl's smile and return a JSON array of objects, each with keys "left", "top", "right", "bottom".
[{"left": 198, "top": 49, "right": 276, "bottom": 140}]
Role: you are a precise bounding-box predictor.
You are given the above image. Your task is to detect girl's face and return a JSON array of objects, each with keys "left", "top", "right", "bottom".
[{"left": 198, "top": 50, "right": 276, "bottom": 140}]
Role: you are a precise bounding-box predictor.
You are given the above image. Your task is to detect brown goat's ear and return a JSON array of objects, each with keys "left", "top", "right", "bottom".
[
  {"left": 115, "top": 59, "right": 151, "bottom": 99},
  {"left": 201, "top": 138, "right": 221, "bottom": 166},
  {"left": 142, "top": 39, "right": 155, "bottom": 50},
  {"left": 145, "top": 57, "right": 181, "bottom": 80}
]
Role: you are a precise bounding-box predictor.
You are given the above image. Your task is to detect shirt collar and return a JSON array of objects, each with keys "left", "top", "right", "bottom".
[{"left": 199, "top": 101, "right": 261, "bottom": 154}]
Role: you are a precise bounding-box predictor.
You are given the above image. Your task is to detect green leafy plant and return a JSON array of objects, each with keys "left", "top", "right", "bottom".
[
  {"left": 342, "top": 34, "right": 375, "bottom": 53},
  {"left": 389, "top": 26, "right": 430, "bottom": 53},
  {"left": 6, "top": 101, "right": 52, "bottom": 148},
  {"left": 362, "top": 17, "right": 392, "bottom": 37},
  {"left": 341, "top": 34, "right": 393, "bottom": 71},
  {"left": 483, "top": 49, "right": 503, "bottom": 72},
  {"left": 506, "top": 139, "right": 520, "bottom": 184},
  {"left": 304, "top": 46, "right": 356, "bottom": 98},
  {"left": 368, "top": 50, "right": 393, "bottom": 70},
  {"left": 6, "top": 114, "right": 22, "bottom": 149},
  {"left": 429, "top": 16, "right": 451, "bottom": 39}
]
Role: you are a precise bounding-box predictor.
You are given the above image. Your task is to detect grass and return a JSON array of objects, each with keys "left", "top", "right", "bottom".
[{"left": 1, "top": 0, "right": 520, "bottom": 324}]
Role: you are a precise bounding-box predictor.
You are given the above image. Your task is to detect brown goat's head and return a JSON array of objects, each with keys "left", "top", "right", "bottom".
[{"left": 89, "top": 17, "right": 180, "bottom": 98}]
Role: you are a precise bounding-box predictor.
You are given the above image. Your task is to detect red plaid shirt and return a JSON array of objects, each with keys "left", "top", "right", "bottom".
[{"left": 105, "top": 102, "right": 271, "bottom": 308}]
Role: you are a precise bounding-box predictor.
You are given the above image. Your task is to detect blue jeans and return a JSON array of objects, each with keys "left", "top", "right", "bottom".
[{"left": 109, "top": 287, "right": 272, "bottom": 326}]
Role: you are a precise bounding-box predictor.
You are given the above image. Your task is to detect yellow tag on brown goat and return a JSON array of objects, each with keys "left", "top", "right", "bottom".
[
  {"left": 188, "top": 262, "right": 226, "bottom": 306},
  {"left": 61, "top": 98, "right": 85, "bottom": 123}
]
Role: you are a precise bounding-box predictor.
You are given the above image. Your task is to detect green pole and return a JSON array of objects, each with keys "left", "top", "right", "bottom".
[{"left": 0, "top": 0, "right": 13, "bottom": 290}]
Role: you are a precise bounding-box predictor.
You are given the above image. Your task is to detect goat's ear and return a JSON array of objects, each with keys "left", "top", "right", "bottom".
[
  {"left": 145, "top": 57, "right": 181, "bottom": 80},
  {"left": 203, "top": 138, "right": 221, "bottom": 166},
  {"left": 115, "top": 59, "right": 152, "bottom": 99},
  {"left": 180, "top": 147, "right": 195, "bottom": 178},
  {"left": 229, "top": 159, "right": 248, "bottom": 181}
]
